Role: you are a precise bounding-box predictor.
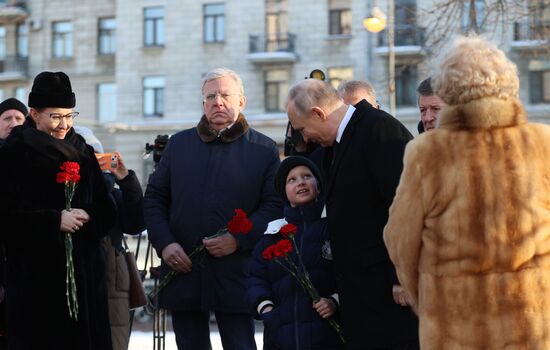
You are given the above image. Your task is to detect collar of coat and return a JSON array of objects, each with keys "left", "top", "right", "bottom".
[
  {"left": 196, "top": 113, "right": 249, "bottom": 143},
  {"left": 438, "top": 97, "right": 527, "bottom": 130}
]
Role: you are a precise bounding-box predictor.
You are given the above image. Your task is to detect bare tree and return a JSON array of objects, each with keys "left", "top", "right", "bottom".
[{"left": 418, "top": 0, "right": 549, "bottom": 55}]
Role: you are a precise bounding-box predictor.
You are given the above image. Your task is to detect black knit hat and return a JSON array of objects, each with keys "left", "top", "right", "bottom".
[
  {"left": 0, "top": 97, "right": 28, "bottom": 116},
  {"left": 28, "top": 71, "right": 76, "bottom": 108},
  {"left": 274, "top": 156, "right": 323, "bottom": 204}
]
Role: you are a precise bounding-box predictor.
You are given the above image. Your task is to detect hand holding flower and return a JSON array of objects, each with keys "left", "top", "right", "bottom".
[
  {"left": 203, "top": 233, "right": 238, "bottom": 257},
  {"left": 161, "top": 242, "right": 192, "bottom": 273},
  {"left": 313, "top": 297, "right": 336, "bottom": 319},
  {"left": 60, "top": 209, "right": 89, "bottom": 233}
]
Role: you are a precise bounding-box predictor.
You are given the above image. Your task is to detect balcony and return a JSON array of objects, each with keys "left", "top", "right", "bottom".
[
  {"left": 0, "top": 1, "right": 28, "bottom": 23},
  {"left": 0, "top": 55, "right": 28, "bottom": 81},
  {"left": 247, "top": 33, "right": 298, "bottom": 64},
  {"left": 511, "top": 21, "right": 550, "bottom": 51},
  {"left": 374, "top": 24, "right": 425, "bottom": 56}
]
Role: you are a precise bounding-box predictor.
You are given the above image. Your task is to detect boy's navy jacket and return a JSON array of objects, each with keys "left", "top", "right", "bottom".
[{"left": 247, "top": 201, "right": 343, "bottom": 350}]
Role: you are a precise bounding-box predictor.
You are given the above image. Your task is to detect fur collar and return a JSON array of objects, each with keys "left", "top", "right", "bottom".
[
  {"left": 196, "top": 113, "right": 249, "bottom": 143},
  {"left": 438, "top": 97, "right": 527, "bottom": 130}
]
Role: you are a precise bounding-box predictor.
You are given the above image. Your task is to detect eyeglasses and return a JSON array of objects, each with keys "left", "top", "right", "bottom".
[
  {"left": 46, "top": 112, "right": 79, "bottom": 124},
  {"left": 203, "top": 92, "right": 240, "bottom": 102}
]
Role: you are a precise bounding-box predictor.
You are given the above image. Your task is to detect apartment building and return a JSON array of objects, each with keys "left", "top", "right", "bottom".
[{"left": 0, "top": 0, "right": 548, "bottom": 183}]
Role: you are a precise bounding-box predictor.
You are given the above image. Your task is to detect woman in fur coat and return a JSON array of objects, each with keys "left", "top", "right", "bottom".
[
  {"left": 384, "top": 36, "right": 550, "bottom": 349},
  {"left": 0, "top": 72, "right": 115, "bottom": 349}
]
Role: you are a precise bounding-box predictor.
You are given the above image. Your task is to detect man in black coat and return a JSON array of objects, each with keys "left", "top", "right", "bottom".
[
  {"left": 144, "top": 68, "right": 282, "bottom": 350},
  {"left": 286, "top": 79, "right": 419, "bottom": 349}
]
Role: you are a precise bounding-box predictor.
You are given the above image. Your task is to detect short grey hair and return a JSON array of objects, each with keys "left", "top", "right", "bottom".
[
  {"left": 201, "top": 67, "right": 245, "bottom": 96},
  {"left": 337, "top": 80, "right": 377, "bottom": 103},
  {"left": 288, "top": 79, "right": 341, "bottom": 116}
]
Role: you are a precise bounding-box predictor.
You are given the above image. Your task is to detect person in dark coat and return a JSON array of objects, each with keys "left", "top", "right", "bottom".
[
  {"left": 0, "top": 97, "right": 27, "bottom": 348},
  {"left": 286, "top": 79, "right": 419, "bottom": 349},
  {"left": 75, "top": 125, "right": 145, "bottom": 350},
  {"left": 0, "top": 71, "right": 115, "bottom": 350},
  {"left": 144, "top": 67, "right": 282, "bottom": 350},
  {"left": 248, "top": 156, "right": 343, "bottom": 350}
]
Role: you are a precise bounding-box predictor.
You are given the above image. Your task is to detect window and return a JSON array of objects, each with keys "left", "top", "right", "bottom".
[
  {"left": 52, "top": 21, "right": 73, "bottom": 58},
  {"left": 329, "top": 9, "right": 352, "bottom": 35},
  {"left": 98, "top": 18, "right": 116, "bottom": 55},
  {"left": 144, "top": 7, "right": 164, "bottom": 47},
  {"left": 530, "top": 70, "right": 550, "bottom": 103},
  {"left": 328, "top": 67, "right": 353, "bottom": 89},
  {"left": 14, "top": 87, "right": 26, "bottom": 103},
  {"left": 462, "top": 0, "right": 485, "bottom": 32},
  {"left": 329, "top": 0, "right": 351, "bottom": 35},
  {"left": 204, "top": 3, "right": 225, "bottom": 43},
  {"left": 0, "top": 26, "right": 5, "bottom": 60},
  {"left": 16, "top": 24, "right": 28, "bottom": 58},
  {"left": 265, "top": 69, "right": 289, "bottom": 112},
  {"left": 395, "top": 64, "right": 417, "bottom": 107},
  {"left": 97, "top": 83, "right": 117, "bottom": 121},
  {"left": 143, "top": 76, "right": 165, "bottom": 117}
]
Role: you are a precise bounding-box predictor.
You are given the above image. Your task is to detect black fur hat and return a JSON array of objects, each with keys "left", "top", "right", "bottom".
[
  {"left": 28, "top": 71, "right": 76, "bottom": 108},
  {"left": 0, "top": 97, "right": 28, "bottom": 116},
  {"left": 274, "top": 156, "right": 323, "bottom": 205}
]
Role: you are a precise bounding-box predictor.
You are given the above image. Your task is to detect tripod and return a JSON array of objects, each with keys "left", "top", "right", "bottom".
[{"left": 128, "top": 233, "right": 167, "bottom": 350}]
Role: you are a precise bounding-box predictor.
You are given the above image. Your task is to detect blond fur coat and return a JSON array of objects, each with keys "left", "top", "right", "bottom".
[{"left": 384, "top": 97, "right": 550, "bottom": 349}]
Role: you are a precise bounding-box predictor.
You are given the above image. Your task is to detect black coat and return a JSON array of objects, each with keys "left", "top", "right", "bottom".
[
  {"left": 0, "top": 123, "right": 115, "bottom": 350},
  {"left": 324, "top": 100, "right": 419, "bottom": 349},
  {"left": 144, "top": 115, "right": 283, "bottom": 313},
  {"left": 247, "top": 202, "right": 343, "bottom": 350}
]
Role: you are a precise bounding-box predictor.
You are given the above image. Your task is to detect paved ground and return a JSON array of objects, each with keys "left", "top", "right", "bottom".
[{"left": 128, "top": 312, "right": 264, "bottom": 350}]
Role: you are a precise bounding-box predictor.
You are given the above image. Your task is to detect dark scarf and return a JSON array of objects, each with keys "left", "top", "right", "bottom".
[
  {"left": 196, "top": 113, "right": 249, "bottom": 143},
  {"left": 18, "top": 117, "right": 91, "bottom": 163}
]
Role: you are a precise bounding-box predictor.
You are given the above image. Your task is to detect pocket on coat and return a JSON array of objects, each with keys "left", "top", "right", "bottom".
[{"left": 115, "top": 252, "right": 130, "bottom": 292}]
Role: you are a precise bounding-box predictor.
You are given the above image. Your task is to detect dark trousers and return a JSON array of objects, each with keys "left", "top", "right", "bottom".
[{"left": 172, "top": 310, "right": 257, "bottom": 350}]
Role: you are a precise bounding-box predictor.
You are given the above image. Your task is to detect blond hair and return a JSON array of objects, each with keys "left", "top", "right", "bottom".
[{"left": 432, "top": 36, "right": 519, "bottom": 105}]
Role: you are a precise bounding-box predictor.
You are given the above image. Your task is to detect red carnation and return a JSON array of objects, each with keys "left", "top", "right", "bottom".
[
  {"left": 262, "top": 245, "right": 276, "bottom": 260},
  {"left": 276, "top": 239, "right": 293, "bottom": 256},
  {"left": 227, "top": 209, "right": 253, "bottom": 234},
  {"left": 60, "top": 161, "right": 80, "bottom": 175},
  {"left": 71, "top": 174, "right": 81, "bottom": 183},
  {"left": 279, "top": 223, "right": 297, "bottom": 237},
  {"left": 56, "top": 172, "right": 71, "bottom": 184},
  {"left": 234, "top": 208, "right": 247, "bottom": 219}
]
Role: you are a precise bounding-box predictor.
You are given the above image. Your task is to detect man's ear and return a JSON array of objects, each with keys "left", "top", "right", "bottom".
[{"left": 311, "top": 106, "right": 327, "bottom": 121}]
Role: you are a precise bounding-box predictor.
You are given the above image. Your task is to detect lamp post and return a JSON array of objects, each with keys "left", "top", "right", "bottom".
[{"left": 363, "top": 0, "right": 396, "bottom": 116}]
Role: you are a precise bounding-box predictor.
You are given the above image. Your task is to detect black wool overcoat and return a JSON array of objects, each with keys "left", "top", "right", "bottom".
[
  {"left": 324, "top": 100, "right": 419, "bottom": 349},
  {"left": 0, "top": 123, "right": 115, "bottom": 350}
]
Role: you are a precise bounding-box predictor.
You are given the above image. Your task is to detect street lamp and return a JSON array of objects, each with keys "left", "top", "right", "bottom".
[{"left": 363, "top": 0, "right": 396, "bottom": 116}]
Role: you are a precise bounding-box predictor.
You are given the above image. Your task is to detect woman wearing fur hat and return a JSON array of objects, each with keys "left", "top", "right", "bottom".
[
  {"left": 248, "top": 156, "right": 343, "bottom": 350},
  {"left": 384, "top": 36, "right": 550, "bottom": 349},
  {"left": 0, "top": 71, "right": 115, "bottom": 349}
]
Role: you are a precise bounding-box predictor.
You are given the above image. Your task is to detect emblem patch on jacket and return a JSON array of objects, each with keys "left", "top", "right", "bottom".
[{"left": 321, "top": 240, "right": 333, "bottom": 260}]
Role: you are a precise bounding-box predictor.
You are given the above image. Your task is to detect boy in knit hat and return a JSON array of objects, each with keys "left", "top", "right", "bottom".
[{"left": 248, "top": 156, "right": 343, "bottom": 350}]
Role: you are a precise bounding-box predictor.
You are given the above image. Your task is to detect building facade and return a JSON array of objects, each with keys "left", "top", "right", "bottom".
[{"left": 0, "top": 0, "right": 548, "bottom": 183}]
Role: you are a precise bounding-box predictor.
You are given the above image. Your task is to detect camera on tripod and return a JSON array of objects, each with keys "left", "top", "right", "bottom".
[{"left": 144, "top": 134, "right": 170, "bottom": 164}]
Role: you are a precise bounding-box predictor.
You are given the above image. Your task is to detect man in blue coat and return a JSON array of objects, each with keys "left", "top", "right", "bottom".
[{"left": 144, "top": 67, "right": 282, "bottom": 350}]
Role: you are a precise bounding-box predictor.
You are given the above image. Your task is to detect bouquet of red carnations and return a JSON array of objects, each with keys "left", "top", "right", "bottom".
[
  {"left": 262, "top": 223, "right": 344, "bottom": 343},
  {"left": 56, "top": 161, "right": 81, "bottom": 320}
]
